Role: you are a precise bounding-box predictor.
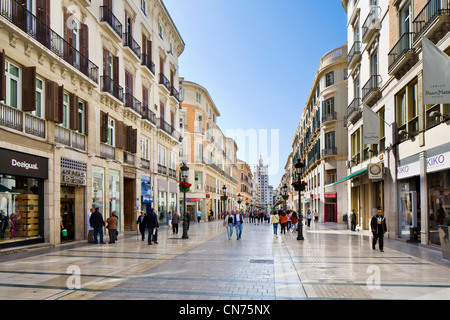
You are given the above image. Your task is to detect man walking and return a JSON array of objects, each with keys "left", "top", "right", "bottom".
[
  {"left": 136, "top": 211, "right": 146, "bottom": 241},
  {"left": 145, "top": 208, "right": 159, "bottom": 245},
  {"left": 234, "top": 210, "right": 244, "bottom": 240},
  {"left": 371, "top": 207, "right": 387, "bottom": 252},
  {"left": 89, "top": 208, "right": 106, "bottom": 244},
  {"left": 172, "top": 211, "right": 180, "bottom": 235}
]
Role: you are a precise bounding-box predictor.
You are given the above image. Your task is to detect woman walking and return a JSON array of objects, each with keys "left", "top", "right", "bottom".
[
  {"left": 291, "top": 211, "right": 298, "bottom": 233},
  {"left": 272, "top": 211, "right": 280, "bottom": 238},
  {"left": 106, "top": 211, "right": 118, "bottom": 244},
  {"left": 279, "top": 211, "right": 288, "bottom": 234},
  {"left": 224, "top": 211, "right": 234, "bottom": 240},
  {"left": 306, "top": 209, "right": 312, "bottom": 227}
]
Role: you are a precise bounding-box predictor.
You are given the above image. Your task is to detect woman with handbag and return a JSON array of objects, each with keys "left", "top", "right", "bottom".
[{"left": 106, "top": 211, "right": 119, "bottom": 244}]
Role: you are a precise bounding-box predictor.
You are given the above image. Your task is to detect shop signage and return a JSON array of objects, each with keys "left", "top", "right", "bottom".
[
  {"left": 397, "top": 150, "right": 450, "bottom": 179},
  {"left": 0, "top": 148, "right": 48, "bottom": 179},
  {"left": 368, "top": 163, "right": 383, "bottom": 180},
  {"left": 324, "top": 193, "right": 337, "bottom": 198},
  {"left": 141, "top": 176, "right": 152, "bottom": 204},
  {"left": 61, "top": 159, "right": 87, "bottom": 186}
]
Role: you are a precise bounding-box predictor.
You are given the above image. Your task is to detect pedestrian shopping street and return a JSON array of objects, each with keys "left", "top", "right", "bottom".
[{"left": 0, "top": 220, "right": 449, "bottom": 300}]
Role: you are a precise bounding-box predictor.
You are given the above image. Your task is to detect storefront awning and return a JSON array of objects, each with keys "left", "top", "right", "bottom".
[
  {"left": 0, "top": 184, "right": 20, "bottom": 194},
  {"left": 324, "top": 168, "right": 368, "bottom": 189}
]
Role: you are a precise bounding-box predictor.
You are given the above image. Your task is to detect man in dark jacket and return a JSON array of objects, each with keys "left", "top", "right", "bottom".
[
  {"left": 172, "top": 211, "right": 180, "bottom": 235},
  {"left": 89, "top": 208, "right": 106, "bottom": 244},
  {"left": 136, "top": 211, "right": 147, "bottom": 241},
  {"left": 144, "top": 208, "right": 159, "bottom": 245},
  {"left": 371, "top": 207, "right": 387, "bottom": 252}
]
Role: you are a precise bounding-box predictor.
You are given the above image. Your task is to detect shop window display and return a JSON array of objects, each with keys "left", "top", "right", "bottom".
[
  {"left": 428, "top": 169, "right": 450, "bottom": 246},
  {"left": 0, "top": 175, "right": 43, "bottom": 245}
]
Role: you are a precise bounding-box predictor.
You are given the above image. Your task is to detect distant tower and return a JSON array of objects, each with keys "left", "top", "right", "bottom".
[{"left": 255, "top": 156, "right": 269, "bottom": 209}]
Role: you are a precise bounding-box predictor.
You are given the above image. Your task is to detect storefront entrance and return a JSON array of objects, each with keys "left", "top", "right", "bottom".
[
  {"left": 124, "top": 177, "right": 136, "bottom": 231},
  {"left": 60, "top": 187, "right": 75, "bottom": 242},
  {"left": 324, "top": 203, "right": 337, "bottom": 223}
]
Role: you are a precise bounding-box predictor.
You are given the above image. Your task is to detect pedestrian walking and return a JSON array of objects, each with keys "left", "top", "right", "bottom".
[
  {"left": 196, "top": 209, "right": 202, "bottom": 223},
  {"left": 172, "top": 211, "right": 180, "bottom": 234},
  {"left": 350, "top": 209, "right": 357, "bottom": 231},
  {"left": 371, "top": 207, "right": 387, "bottom": 252},
  {"left": 279, "top": 210, "right": 287, "bottom": 234},
  {"left": 291, "top": 211, "right": 298, "bottom": 233},
  {"left": 306, "top": 209, "right": 312, "bottom": 227},
  {"left": 224, "top": 211, "right": 234, "bottom": 240},
  {"left": 87, "top": 208, "right": 94, "bottom": 243},
  {"left": 168, "top": 211, "right": 173, "bottom": 230},
  {"left": 145, "top": 208, "right": 159, "bottom": 245},
  {"left": 287, "top": 211, "right": 292, "bottom": 231},
  {"left": 234, "top": 210, "right": 244, "bottom": 240},
  {"left": 314, "top": 210, "right": 319, "bottom": 223},
  {"left": 272, "top": 211, "right": 280, "bottom": 238},
  {"left": 89, "top": 208, "right": 106, "bottom": 244},
  {"left": 106, "top": 211, "right": 118, "bottom": 244},
  {"left": 136, "top": 211, "right": 147, "bottom": 241}
]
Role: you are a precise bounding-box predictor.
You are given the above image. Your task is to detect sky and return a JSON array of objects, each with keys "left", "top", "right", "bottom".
[{"left": 162, "top": 0, "right": 348, "bottom": 188}]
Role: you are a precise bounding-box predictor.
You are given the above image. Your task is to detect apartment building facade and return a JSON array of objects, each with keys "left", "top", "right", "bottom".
[
  {"left": 180, "top": 80, "right": 239, "bottom": 220},
  {"left": 0, "top": 0, "right": 184, "bottom": 249},
  {"left": 342, "top": 0, "right": 450, "bottom": 247},
  {"left": 237, "top": 159, "right": 253, "bottom": 211},
  {"left": 291, "top": 45, "right": 349, "bottom": 223}
]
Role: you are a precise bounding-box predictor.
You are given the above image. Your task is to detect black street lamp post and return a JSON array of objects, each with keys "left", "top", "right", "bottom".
[
  {"left": 181, "top": 163, "right": 189, "bottom": 240},
  {"left": 295, "top": 159, "right": 305, "bottom": 241},
  {"left": 222, "top": 185, "right": 227, "bottom": 217}
]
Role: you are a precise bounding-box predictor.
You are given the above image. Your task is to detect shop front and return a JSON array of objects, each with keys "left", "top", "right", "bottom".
[
  {"left": 141, "top": 175, "right": 153, "bottom": 215},
  {"left": 0, "top": 148, "right": 48, "bottom": 249},
  {"left": 397, "top": 143, "right": 450, "bottom": 246},
  {"left": 60, "top": 158, "right": 87, "bottom": 242}
]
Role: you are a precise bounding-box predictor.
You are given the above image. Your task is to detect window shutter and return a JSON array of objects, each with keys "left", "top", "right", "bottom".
[
  {"left": 132, "top": 128, "right": 137, "bottom": 154},
  {"left": 100, "top": 111, "right": 108, "bottom": 143},
  {"left": 45, "top": 80, "right": 56, "bottom": 121},
  {"left": 22, "top": 66, "right": 37, "bottom": 112},
  {"left": 115, "top": 120, "right": 123, "bottom": 149},
  {"left": 0, "top": 50, "right": 5, "bottom": 101},
  {"left": 69, "top": 93, "right": 79, "bottom": 130},
  {"left": 84, "top": 101, "right": 89, "bottom": 136},
  {"left": 56, "top": 86, "right": 64, "bottom": 124},
  {"left": 80, "top": 24, "right": 89, "bottom": 58},
  {"left": 126, "top": 125, "right": 133, "bottom": 152}
]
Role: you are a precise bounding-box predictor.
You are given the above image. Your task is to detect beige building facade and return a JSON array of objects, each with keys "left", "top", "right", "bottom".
[
  {"left": 180, "top": 80, "right": 239, "bottom": 220},
  {"left": 290, "top": 45, "right": 349, "bottom": 222},
  {"left": 342, "top": 0, "right": 450, "bottom": 248},
  {"left": 0, "top": 0, "right": 184, "bottom": 249}
]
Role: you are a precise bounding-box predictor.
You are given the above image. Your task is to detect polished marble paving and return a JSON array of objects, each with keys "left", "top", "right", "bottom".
[{"left": 0, "top": 220, "right": 449, "bottom": 300}]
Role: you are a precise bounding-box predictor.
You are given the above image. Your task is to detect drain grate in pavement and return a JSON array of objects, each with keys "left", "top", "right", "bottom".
[{"left": 250, "top": 259, "right": 274, "bottom": 264}]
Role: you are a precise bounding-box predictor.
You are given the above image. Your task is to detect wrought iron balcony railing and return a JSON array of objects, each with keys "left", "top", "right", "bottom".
[
  {"left": 388, "top": 32, "right": 415, "bottom": 72},
  {"left": 0, "top": 0, "right": 99, "bottom": 83},
  {"left": 100, "top": 5, "right": 123, "bottom": 39},
  {"left": 142, "top": 53, "right": 155, "bottom": 75},
  {"left": 123, "top": 32, "right": 141, "bottom": 59},
  {"left": 101, "top": 76, "right": 124, "bottom": 102},
  {"left": 413, "top": 0, "right": 450, "bottom": 42},
  {"left": 159, "top": 73, "right": 171, "bottom": 91},
  {"left": 124, "top": 93, "right": 142, "bottom": 115}
]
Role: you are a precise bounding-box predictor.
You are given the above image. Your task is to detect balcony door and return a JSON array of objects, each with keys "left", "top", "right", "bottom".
[{"left": 400, "top": 1, "right": 412, "bottom": 35}]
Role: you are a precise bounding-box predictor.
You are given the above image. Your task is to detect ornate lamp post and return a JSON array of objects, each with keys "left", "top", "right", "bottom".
[
  {"left": 282, "top": 184, "right": 289, "bottom": 212},
  {"left": 180, "top": 163, "right": 190, "bottom": 239},
  {"left": 293, "top": 159, "right": 306, "bottom": 241},
  {"left": 221, "top": 185, "right": 228, "bottom": 217},
  {"left": 237, "top": 193, "right": 243, "bottom": 211}
]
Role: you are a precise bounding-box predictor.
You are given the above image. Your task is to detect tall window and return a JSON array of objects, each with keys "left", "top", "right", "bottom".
[
  {"left": 33, "top": 78, "right": 44, "bottom": 118},
  {"left": 78, "top": 101, "right": 85, "bottom": 134},
  {"left": 158, "top": 145, "right": 166, "bottom": 166},
  {"left": 325, "top": 71, "right": 334, "bottom": 87},
  {"left": 5, "top": 61, "right": 20, "bottom": 109},
  {"left": 325, "top": 131, "right": 336, "bottom": 149},
  {"left": 400, "top": 1, "right": 412, "bottom": 35},
  {"left": 107, "top": 118, "right": 115, "bottom": 147},
  {"left": 62, "top": 92, "right": 69, "bottom": 128},
  {"left": 141, "top": 137, "right": 150, "bottom": 160}
]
